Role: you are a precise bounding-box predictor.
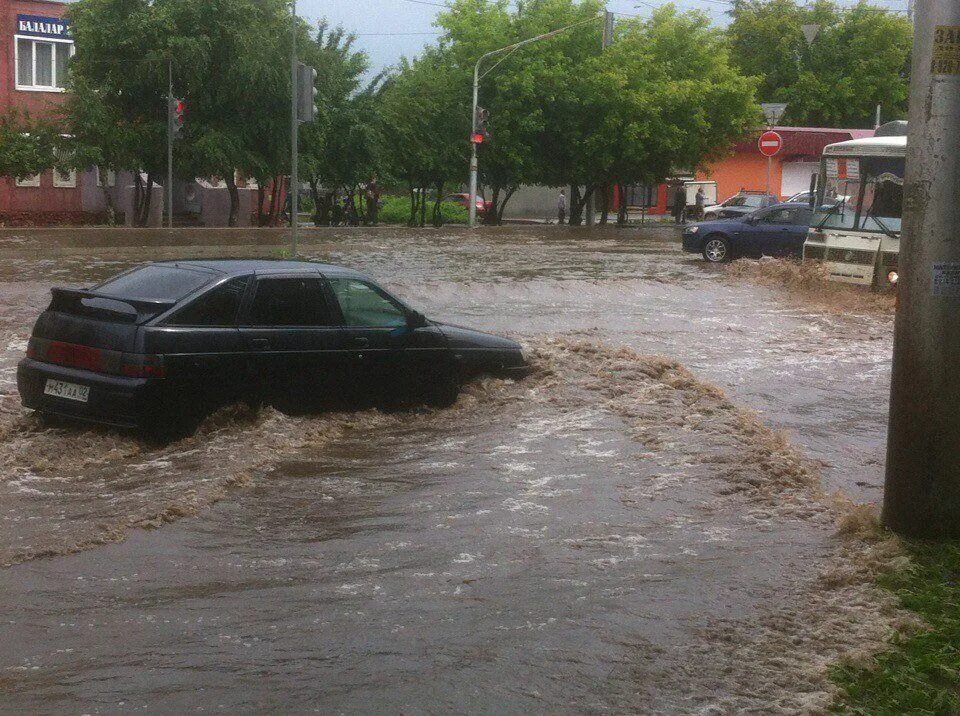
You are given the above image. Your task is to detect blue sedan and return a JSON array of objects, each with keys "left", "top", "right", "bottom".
[{"left": 682, "top": 202, "right": 813, "bottom": 263}]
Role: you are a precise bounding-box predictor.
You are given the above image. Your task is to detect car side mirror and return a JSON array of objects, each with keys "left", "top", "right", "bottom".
[{"left": 407, "top": 311, "right": 428, "bottom": 329}]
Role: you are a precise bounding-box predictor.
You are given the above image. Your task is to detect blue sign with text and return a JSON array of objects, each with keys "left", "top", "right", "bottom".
[{"left": 16, "top": 14, "right": 71, "bottom": 40}]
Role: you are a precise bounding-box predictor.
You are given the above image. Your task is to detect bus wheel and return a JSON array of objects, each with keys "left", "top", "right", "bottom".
[{"left": 703, "top": 236, "right": 731, "bottom": 263}]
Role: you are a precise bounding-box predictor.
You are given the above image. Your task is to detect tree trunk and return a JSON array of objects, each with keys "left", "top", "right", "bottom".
[
  {"left": 617, "top": 184, "right": 628, "bottom": 226},
  {"left": 599, "top": 184, "right": 611, "bottom": 225},
  {"left": 408, "top": 185, "right": 418, "bottom": 226},
  {"left": 225, "top": 172, "right": 240, "bottom": 227},
  {"left": 419, "top": 184, "right": 427, "bottom": 227},
  {"left": 256, "top": 183, "right": 266, "bottom": 226},
  {"left": 496, "top": 185, "right": 517, "bottom": 225},
  {"left": 485, "top": 186, "right": 501, "bottom": 226},
  {"left": 432, "top": 181, "right": 444, "bottom": 227},
  {"left": 101, "top": 184, "right": 117, "bottom": 226},
  {"left": 134, "top": 173, "right": 154, "bottom": 227},
  {"left": 569, "top": 185, "right": 595, "bottom": 226}
]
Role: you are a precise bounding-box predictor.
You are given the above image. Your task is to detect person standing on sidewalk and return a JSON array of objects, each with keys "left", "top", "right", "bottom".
[
  {"left": 557, "top": 190, "right": 566, "bottom": 225},
  {"left": 673, "top": 183, "right": 687, "bottom": 224},
  {"left": 694, "top": 186, "right": 706, "bottom": 221}
]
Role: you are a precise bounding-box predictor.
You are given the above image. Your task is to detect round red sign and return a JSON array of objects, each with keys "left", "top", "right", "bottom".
[{"left": 758, "top": 130, "right": 783, "bottom": 157}]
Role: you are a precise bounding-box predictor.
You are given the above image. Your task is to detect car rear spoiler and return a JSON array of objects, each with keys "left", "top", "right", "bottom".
[{"left": 49, "top": 287, "right": 177, "bottom": 322}]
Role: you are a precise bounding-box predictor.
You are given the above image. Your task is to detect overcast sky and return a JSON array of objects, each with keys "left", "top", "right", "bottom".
[{"left": 296, "top": 0, "right": 909, "bottom": 75}]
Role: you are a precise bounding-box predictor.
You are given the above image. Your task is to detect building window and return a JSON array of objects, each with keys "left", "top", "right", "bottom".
[
  {"left": 15, "top": 37, "right": 74, "bottom": 91},
  {"left": 53, "top": 168, "right": 76, "bottom": 188},
  {"left": 16, "top": 174, "right": 42, "bottom": 188}
]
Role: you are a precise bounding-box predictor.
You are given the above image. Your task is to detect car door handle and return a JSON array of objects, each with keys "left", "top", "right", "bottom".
[
  {"left": 251, "top": 338, "right": 270, "bottom": 349},
  {"left": 351, "top": 337, "right": 370, "bottom": 347}
]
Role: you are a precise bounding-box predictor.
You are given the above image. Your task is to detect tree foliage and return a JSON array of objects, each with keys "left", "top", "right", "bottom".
[
  {"left": 407, "top": 0, "right": 758, "bottom": 223},
  {"left": 0, "top": 111, "right": 66, "bottom": 181},
  {"left": 727, "top": 0, "right": 912, "bottom": 127},
  {"left": 299, "top": 23, "right": 385, "bottom": 224}
]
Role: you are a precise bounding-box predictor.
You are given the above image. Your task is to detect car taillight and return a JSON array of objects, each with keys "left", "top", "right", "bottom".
[
  {"left": 120, "top": 353, "right": 167, "bottom": 379},
  {"left": 26, "top": 337, "right": 165, "bottom": 379},
  {"left": 45, "top": 340, "right": 106, "bottom": 372}
]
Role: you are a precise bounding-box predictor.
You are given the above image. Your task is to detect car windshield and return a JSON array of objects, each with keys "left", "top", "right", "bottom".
[
  {"left": 94, "top": 265, "right": 214, "bottom": 300},
  {"left": 814, "top": 155, "right": 904, "bottom": 234},
  {"left": 724, "top": 195, "right": 764, "bottom": 208}
]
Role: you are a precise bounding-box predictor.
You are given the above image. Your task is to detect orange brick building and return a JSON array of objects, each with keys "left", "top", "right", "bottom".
[{"left": 633, "top": 126, "right": 876, "bottom": 215}]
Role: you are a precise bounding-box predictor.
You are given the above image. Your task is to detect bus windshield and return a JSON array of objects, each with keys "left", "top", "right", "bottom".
[{"left": 814, "top": 155, "right": 905, "bottom": 234}]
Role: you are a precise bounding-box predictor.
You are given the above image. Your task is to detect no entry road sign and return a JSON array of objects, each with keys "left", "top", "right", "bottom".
[{"left": 759, "top": 130, "right": 783, "bottom": 157}]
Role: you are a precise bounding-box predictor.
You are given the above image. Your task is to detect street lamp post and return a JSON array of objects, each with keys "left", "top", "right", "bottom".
[{"left": 468, "top": 16, "right": 604, "bottom": 228}]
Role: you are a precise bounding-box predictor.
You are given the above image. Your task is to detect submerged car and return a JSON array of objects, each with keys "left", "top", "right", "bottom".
[
  {"left": 682, "top": 202, "right": 813, "bottom": 263},
  {"left": 18, "top": 260, "right": 528, "bottom": 439}
]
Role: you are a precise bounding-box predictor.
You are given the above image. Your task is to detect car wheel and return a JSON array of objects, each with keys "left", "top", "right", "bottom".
[{"left": 702, "top": 235, "right": 731, "bottom": 263}]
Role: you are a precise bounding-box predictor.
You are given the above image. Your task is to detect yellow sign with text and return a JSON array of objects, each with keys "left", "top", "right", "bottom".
[{"left": 932, "top": 25, "right": 960, "bottom": 75}]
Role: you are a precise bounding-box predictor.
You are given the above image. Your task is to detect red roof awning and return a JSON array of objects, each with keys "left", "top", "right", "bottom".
[{"left": 731, "top": 127, "right": 876, "bottom": 161}]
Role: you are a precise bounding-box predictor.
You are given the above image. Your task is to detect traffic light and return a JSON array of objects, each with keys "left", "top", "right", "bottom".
[
  {"left": 297, "top": 63, "right": 319, "bottom": 123},
  {"left": 170, "top": 97, "right": 186, "bottom": 139},
  {"left": 472, "top": 106, "right": 490, "bottom": 143}
]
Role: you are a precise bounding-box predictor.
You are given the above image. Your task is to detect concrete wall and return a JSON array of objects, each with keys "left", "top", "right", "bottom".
[{"left": 198, "top": 184, "right": 255, "bottom": 227}]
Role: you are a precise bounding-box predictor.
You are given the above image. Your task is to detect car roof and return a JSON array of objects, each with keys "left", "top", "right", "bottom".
[
  {"left": 769, "top": 202, "right": 809, "bottom": 209},
  {"left": 151, "top": 259, "right": 367, "bottom": 279}
]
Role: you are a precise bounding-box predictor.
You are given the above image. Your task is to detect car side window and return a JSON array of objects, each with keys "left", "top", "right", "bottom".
[
  {"left": 794, "top": 208, "right": 813, "bottom": 225},
  {"left": 329, "top": 278, "right": 407, "bottom": 328},
  {"left": 248, "top": 277, "right": 334, "bottom": 327},
  {"left": 167, "top": 276, "right": 248, "bottom": 326},
  {"left": 761, "top": 208, "right": 793, "bottom": 223}
]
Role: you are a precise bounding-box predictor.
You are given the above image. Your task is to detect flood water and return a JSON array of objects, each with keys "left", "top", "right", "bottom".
[{"left": 0, "top": 226, "right": 893, "bottom": 713}]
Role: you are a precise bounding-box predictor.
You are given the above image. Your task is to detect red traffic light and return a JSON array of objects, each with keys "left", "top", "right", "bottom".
[{"left": 471, "top": 132, "right": 485, "bottom": 144}]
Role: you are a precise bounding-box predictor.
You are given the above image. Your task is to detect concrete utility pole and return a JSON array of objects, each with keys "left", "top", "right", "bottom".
[
  {"left": 290, "top": 0, "right": 299, "bottom": 255},
  {"left": 883, "top": 1, "right": 960, "bottom": 537}
]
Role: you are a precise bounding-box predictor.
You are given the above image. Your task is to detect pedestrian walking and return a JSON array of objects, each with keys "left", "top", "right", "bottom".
[
  {"left": 695, "top": 186, "right": 706, "bottom": 221},
  {"left": 558, "top": 190, "right": 567, "bottom": 225},
  {"left": 673, "top": 183, "right": 687, "bottom": 224}
]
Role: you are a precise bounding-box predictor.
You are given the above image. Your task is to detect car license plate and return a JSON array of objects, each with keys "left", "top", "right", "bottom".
[{"left": 44, "top": 379, "right": 90, "bottom": 403}]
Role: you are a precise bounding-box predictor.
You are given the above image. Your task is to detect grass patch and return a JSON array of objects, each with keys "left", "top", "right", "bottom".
[
  {"left": 832, "top": 541, "right": 960, "bottom": 714},
  {"left": 378, "top": 195, "right": 468, "bottom": 225}
]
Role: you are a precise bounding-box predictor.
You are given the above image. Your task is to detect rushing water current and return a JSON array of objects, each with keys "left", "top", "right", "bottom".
[{"left": 0, "top": 226, "right": 893, "bottom": 713}]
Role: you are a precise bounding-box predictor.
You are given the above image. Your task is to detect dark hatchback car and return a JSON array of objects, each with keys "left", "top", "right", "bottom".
[
  {"left": 682, "top": 202, "right": 813, "bottom": 263},
  {"left": 18, "top": 260, "right": 528, "bottom": 439}
]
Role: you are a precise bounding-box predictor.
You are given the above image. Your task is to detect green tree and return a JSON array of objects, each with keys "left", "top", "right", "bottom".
[
  {"left": 727, "top": 0, "right": 912, "bottom": 127},
  {"left": 299, "top": 23, "right": 385, "bottom": 225},
  {"left": 581, "top": 7, "right": 758, "bottom": 224},
  {"left": 67, "top": 0, "right": 293, "bottom": 226},
  {"left": 0, "top": 111, "right": 63, "bottom": 181},
  {"left": 66, "top": 0, "right": 169, "bottom": 225},
  {"left": 380, "top": 48, "right": 469, "bottom": 226}
]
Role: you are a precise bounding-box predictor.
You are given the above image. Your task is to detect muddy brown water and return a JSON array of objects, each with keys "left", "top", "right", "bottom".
[{"left": 0, "top": 226, "right": 893, "bottom": 713}]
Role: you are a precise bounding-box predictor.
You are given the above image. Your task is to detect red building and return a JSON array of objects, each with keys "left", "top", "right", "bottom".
[
  {"left": 0, "top": 0, "right": 84, "bottom": 223},
  {"left": 632, "top": 126, "right": 876, "bottom": 216}
]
